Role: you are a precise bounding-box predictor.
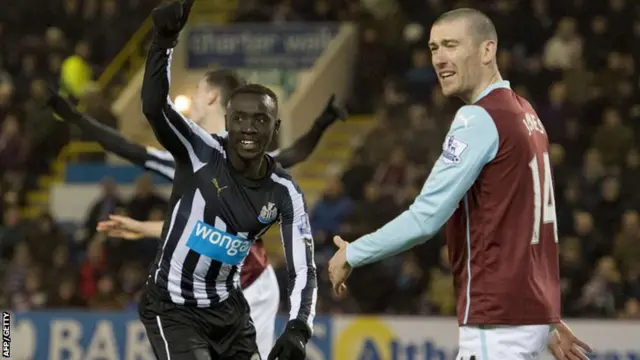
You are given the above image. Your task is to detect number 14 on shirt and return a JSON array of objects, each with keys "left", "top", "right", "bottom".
[{"left": 529, "top": 152, "right": 559, "bottom": 245}]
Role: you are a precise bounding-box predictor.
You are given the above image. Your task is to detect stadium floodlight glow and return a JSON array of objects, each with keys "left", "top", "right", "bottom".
[{"left": 174, "top": 95, "right": 191, "bottom": 113}]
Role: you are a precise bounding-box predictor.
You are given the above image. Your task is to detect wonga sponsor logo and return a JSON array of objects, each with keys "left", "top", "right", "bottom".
[{"left": 186, "top": 221, "right": 252, "bottom": 265}]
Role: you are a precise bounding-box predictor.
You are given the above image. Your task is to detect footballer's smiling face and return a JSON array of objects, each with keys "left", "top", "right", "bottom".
[
  {"left": 429, "top": 18, "right": 484, "bottom": 101},
  {"left": 225, "top": 92, "right": 280, "bottom": 160}
]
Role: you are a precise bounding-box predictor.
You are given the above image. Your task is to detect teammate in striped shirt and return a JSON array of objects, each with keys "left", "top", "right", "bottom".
[{"left": 328, "top": 8, "right": 591, "bottom": 360}]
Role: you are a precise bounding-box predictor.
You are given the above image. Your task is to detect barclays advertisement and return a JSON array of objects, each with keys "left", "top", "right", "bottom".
[
  {"left": 4, "top": 312, "right": 640, "bottom": 359},
  {"left": 186, "top": 23, "right": 339, "bottom": 69}
]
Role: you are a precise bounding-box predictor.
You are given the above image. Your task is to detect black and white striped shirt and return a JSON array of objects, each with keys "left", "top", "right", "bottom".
[{"left": 140, "top": 44, "right": 317, "bottom": 328}]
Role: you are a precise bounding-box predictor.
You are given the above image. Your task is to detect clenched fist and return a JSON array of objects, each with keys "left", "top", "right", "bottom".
[{"left": 151, "top": 0, "right": 195, "bottom": 48}]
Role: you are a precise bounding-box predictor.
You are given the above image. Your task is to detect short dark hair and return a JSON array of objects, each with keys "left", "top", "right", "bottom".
[
  {"left": 227, "top": 83, "right": 279, "bottom": 109},
  {"left": 434, "top": 8, "right": 497, "bottom": 44},
  {"left": 203, "top": 69, "right": 246, "bottom": 106}
]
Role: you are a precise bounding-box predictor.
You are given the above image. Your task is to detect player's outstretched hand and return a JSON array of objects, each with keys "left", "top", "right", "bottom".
[
  {"left": 45, "top": 86, "right": 79, "bottom": 121},
  {"left": 315, "top": 94, "right": 348, "bottom": 130},
  {"left": 328, "top": 235, "right": 351, "bottom": 296},
  {"left": 151, "top": 0, "right": 195, "bottom": 48},
  {"left": 97, "top": 215, "right": 145, "bottom": 240},
  {"left": 548, "top": 321, "right": 592, "bottom": 360},
  {"left": 323, "top": 94, "right": 348, "bottom": 122},
  {"left": 268, "top": 319, "right": 310, "bottom": 360}
]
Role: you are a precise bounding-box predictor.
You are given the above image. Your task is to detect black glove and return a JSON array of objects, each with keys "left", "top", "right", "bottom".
[
  {"left": 323, "top": 94, "right": 347, "bottom": 121},
  {"left": 267, "top": 319, "right": 311, "bottom": 360},
  {"left": 315, "top": 94, "right": 347, "bottom": 129},
  {"left": 45, "top": 86, "right": 81, "bottom": 121},
  {"left": 151, "top": 0, "right": 195, "bottom": 49}
]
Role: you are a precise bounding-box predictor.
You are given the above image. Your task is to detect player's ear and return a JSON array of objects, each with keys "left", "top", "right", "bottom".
[
  {"left": 274, "top": 118, "right": 281, "bottom": 134},
  {"left": 208, "top": 89, "right": 219, "bottom": 106},
  {"left": 481, "top": 39, "right": 496, "bottom": 65}
]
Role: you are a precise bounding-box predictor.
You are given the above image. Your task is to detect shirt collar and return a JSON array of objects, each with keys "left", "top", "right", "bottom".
[{"left": 472, "top": 80, "right": 511, "bottom": 103}]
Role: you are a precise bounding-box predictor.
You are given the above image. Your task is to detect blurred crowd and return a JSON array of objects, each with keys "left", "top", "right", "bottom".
[
  {"left": 0, "top": 173, "right": 167, "bottom": 310},
  {"left": 0, "top": 0, "right": 158, "bottom": 309},
  {"left": 1, "top": 0, "right": 639, "bottom": 321},
  {"left": 0, "top": 0, "right": 153, "bottom": 207}
]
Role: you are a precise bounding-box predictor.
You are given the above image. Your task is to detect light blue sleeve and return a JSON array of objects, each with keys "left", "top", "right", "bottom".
[{"left": 345, "top": 105, "right": 500, "bottom": 267}]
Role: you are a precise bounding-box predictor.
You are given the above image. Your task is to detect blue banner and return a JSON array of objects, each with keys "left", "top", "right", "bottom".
[
  {"left": 7, "top": 311, "right": 638, "bottom": 359},
  {"left": 187, "top": 23, "right": 339, "bottom": 69},
  {"left": 7, "top": 312, "right": 331, "bottom": 360},
  {"left": 65, "top": 164, "right": 172, "bottom": 184}
]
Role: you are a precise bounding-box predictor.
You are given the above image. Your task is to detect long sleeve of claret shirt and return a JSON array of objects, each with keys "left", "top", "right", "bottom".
[
  {"left": 141, "top": 44, "right": 224, "bottom": 168},
  {"left": 276, "top": 174, "right": 317, "bottom": 332},
  {"left": 345, "top": 105, "right": 500, "bottom": 267}
]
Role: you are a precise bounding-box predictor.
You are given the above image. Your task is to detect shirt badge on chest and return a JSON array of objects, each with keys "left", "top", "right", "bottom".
[{"left": 257, "top": 202, "right": 278, "bottom": 224}]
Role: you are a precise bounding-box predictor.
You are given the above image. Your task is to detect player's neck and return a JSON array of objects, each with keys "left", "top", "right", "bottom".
[
  {"left": 466, "top": 71, "right": 503, "bottom": 104},
  {"left": 227, "top": 150, "right": 269, "bottom": 180}
]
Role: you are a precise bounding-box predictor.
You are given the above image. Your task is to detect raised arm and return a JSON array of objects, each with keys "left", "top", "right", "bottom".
[
  {"left": 345, "top": 105, "right": 500, "bottom": 267},
  {"left": 141, "top": 0, "right": 223, "bottom": 165},
  {"left": 272, "top": 95, "right": 347, "bottom": 168},
  {"left": 46, "top": 89, "right": 177, "bottom": 179}
]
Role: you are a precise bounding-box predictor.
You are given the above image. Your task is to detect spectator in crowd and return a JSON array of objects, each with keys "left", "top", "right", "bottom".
[
  {"left": 372, "top": 147, "right": 414, "bottom": 198},
  {"left": 78, "top": 237, "right": 108, "bottom": 301},
  {"left": 539, "top": 81, "right": 572, "bottom": 141},
  {"left": 543, "top": 17, "right": 583, "bottom": 71},
  {"left": 118, "top": 262, "right": 144, "bottom": 310},
  {"left": 0, "top": 206, "right": 24, "bottom": 258},
  {"left": 575, "top": 256, "right": 624, "bottom": 317},
  {"left": 614, "top": 210, "right": 640, "bottom": 274},
  {"left": 591, "top": 107, "right": 634, "bottom": 166},
  {"left": 47, "top": 277, "right": 86, "bottom": 308},
  {"left": 351, "top": 26, "right": 389, "bottom": 113},
  {"left": 404, "top": 48, "right": 436, "bottom": 100},
  {"left": 49, "top": 244, "right": 75, "bottom": 287},
  {"left": 89, "top": 274, "right": 122, "bottom": 310},
  {"left": 126, "top": 173, "right": 167, "bottom": 221},
  {"left": 340, "top": 152, "right": 374, "bottom": 201},
  {"left": 621, "top": 148, "right": 640, "bottom": 204},
  {"left": 423, "top": 246, "right": 455, "bottom": 316},
  {"left": 2, "top": 242, "right": 31, "bottom": 308},
  {"left": 82, "top": 177, "right": 123, "bottom": 243},
  {"left": 310, "top": 177, "right": 354, "bottom": 251},
  {"left": 24, "top": 79, "right": 64, "bottom": 172},
  {"left": 342, "top": 182, "right": 398, "bottom": 238},
  {"left": 25, "top": 211, "right": 67, "bottom": 266},
  {"left": 0, "top": 113, "right": 28, "bottom": 178},
  {"left": 60, "top": 40, "right": 94, "bottom": 99}
]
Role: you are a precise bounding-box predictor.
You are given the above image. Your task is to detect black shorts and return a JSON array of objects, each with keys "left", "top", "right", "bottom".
[{"left": 139, "top": 285, "right": 259, "bottom": 360}]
